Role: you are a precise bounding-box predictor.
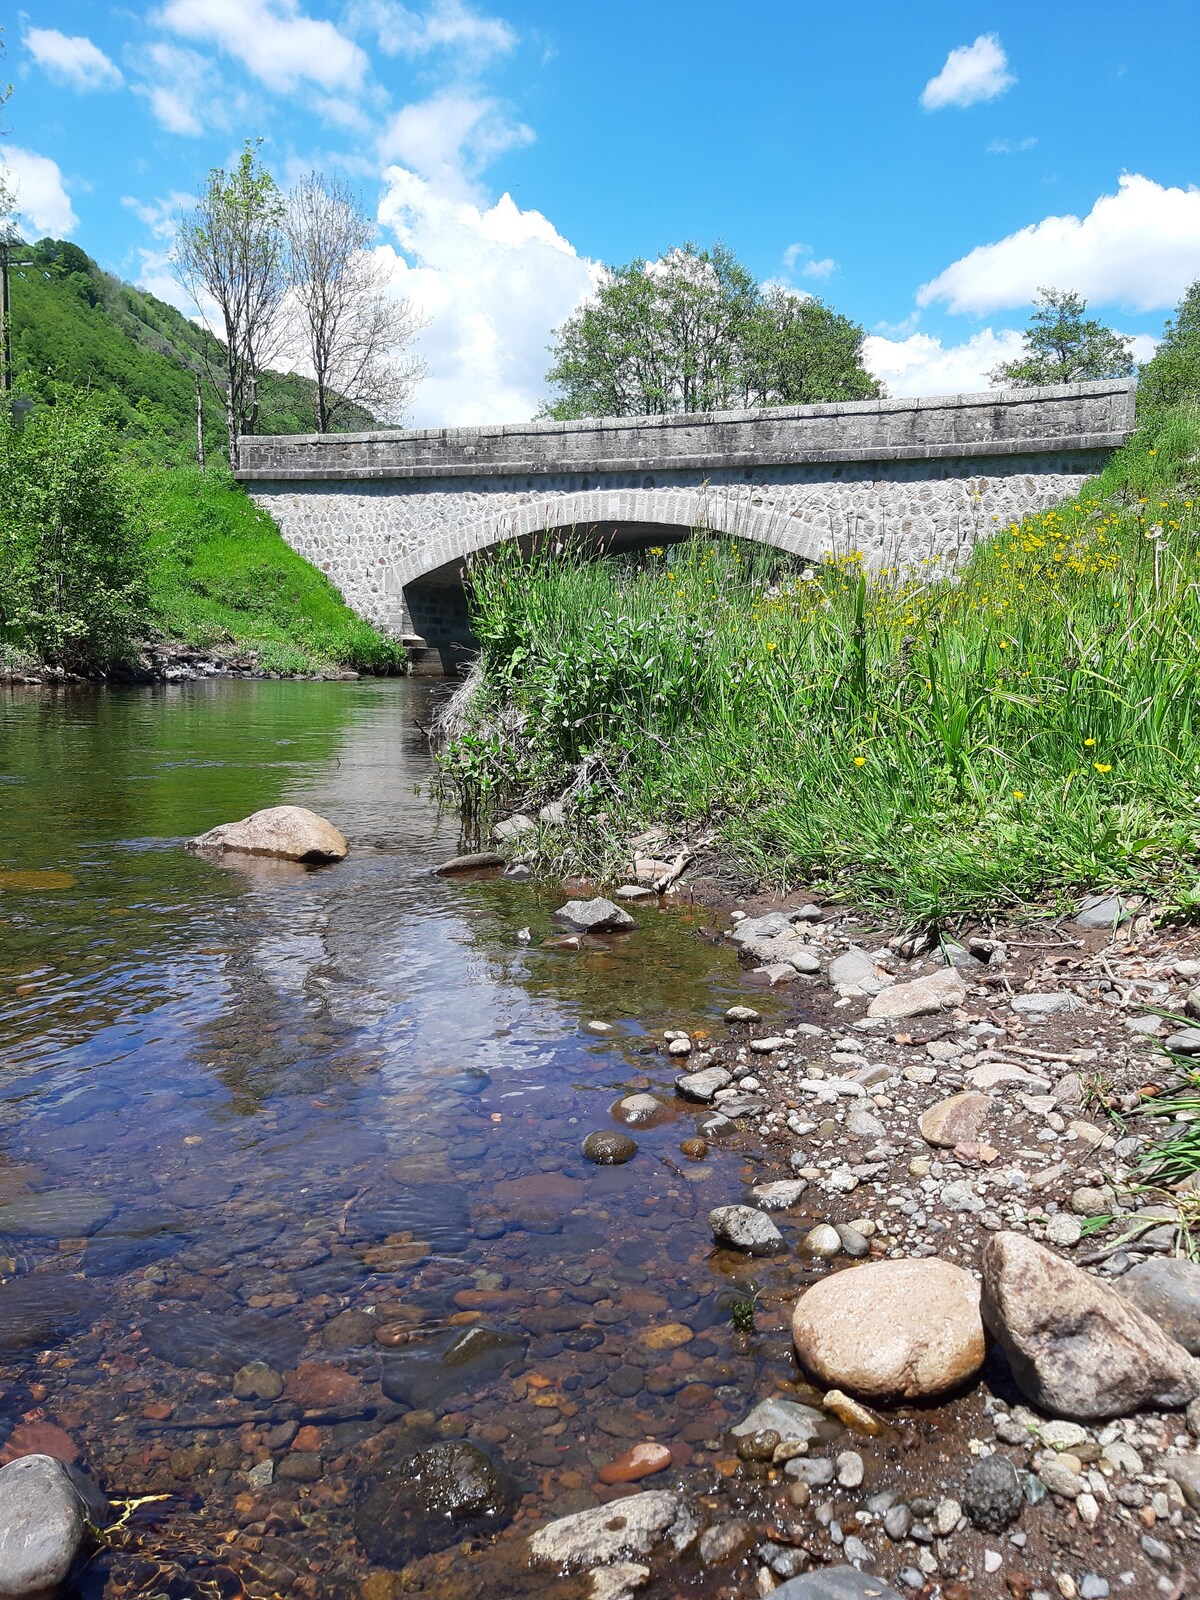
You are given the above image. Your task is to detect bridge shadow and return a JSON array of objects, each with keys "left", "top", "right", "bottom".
[{"left": 405, "top": 521, "right": 696, "bottom": 675}]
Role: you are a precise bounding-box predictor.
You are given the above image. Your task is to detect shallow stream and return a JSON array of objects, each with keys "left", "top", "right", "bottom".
[{"left": 0, "top": 680, "right": 817, "bottom": 1598}]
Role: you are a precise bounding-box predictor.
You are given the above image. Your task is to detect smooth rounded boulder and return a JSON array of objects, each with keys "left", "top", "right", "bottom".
[
  {"left": 980, "top": 1231, "right": 1200, "bottom": 1420},
  {"left": 791, "top": 1257, "right": 985, "bottom": 1401},
  {"left": 0, "top": 1454, "right": 92, "bottom": 1600},
  {"left": 186, "top": 805, "right": 348, "bottom": 863}
]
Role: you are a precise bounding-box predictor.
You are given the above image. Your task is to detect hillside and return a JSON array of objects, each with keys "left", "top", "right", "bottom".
[
  {"left": 2, "top": 238, "right": 402, "bottom": 677},
  {"left": 8, "top": 236, "right": 373, "bottom": 460}
]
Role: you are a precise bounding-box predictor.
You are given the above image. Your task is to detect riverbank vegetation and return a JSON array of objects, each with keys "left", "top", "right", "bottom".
[
  {"left": 0, "top": 393, "right": 403, "bottom": 676},
  {"left": 443, "top": 389, "right": 1200, "bottom": 924}
]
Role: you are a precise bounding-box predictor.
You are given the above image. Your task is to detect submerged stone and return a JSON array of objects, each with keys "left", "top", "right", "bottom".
[
  {"left": 381, "top": 1324, "right": 524, "bottom": 1410},
  {"left": 354, "top": 1442, "right": 516, "bottom": 1566},
  {"left": 582, "top": 1130, "right": 637, "bottom": 1165},
  {"left": 0, "top": 1279, "right": 103, "bottom": 1354},
  {"left": 139, "top": 1309, "right": 305, "bottom": 1377}
]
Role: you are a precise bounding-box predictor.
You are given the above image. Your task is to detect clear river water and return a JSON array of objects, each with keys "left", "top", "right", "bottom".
[{"left": 0, "top": 678, "right": 820, "bottom": 1600}]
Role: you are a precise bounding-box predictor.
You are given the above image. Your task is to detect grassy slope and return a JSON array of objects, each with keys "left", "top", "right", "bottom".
[
  {"left": 10, "top": 237, "right": 397, "bottom": 672},
  {"left": 143, "top": 468, "right": 403, "bottom": 674},
  {"left": 446, "top": 403, "right": 1200, "bottom": 924},
  {"left": 11, "top": 237, "right": 373, "bottom": 458}
]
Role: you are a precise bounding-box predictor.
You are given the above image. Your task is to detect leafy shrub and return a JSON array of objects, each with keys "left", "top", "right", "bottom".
[{"left": 0, "top": 394, "right": 148, "bottom": 669}]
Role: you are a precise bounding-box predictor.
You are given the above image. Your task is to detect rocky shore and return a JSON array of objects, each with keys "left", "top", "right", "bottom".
[{"left": 519, "top": 879, "right": 1200, "bottom": 1599}]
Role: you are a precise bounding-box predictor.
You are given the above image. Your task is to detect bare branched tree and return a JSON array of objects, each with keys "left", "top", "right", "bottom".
[
  {"left": 284, "top": 173, "right": 425, "bottom": 432},
  {"left": 174, "top": 139, "right": 287, "bottom": 468}
]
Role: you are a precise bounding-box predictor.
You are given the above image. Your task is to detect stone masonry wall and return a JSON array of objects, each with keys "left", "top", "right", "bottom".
[
  {"left": 248, "top": 455, "right": 1105, "bottom": 637},
  {"left": 236, "top": 382, "right": 1137, "bottom": 639}
]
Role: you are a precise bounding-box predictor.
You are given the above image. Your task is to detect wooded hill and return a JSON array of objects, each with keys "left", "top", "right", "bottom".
[{"left": 8, "top": 237, "right": 373, "bottom": 459}]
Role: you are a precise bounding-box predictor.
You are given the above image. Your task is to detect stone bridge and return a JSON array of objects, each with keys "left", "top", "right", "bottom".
[{"left": 236, "top": 379, "right": 1137, "bottom": 670}]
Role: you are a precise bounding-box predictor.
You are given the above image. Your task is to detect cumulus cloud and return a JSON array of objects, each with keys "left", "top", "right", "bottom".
[
  {"left": 24, "top": 28, "right": 123, "bottom": 91},
  {"left": 862, "top": 328, "right": 1027, "bottom": 397},
  {"left": 0, "top": 145, "right": 79, "bottom": 236},
  {"left": 350, "top": 0, "right": 516, "bottom": 64},
  {"left": 378, "top": 91, "right": 534, "bottom": 196},
  {"left": 921, "top": 33, "right": 1014, "bottom": 111},
  {"left": 919, "top": 174, "right": 1200, "bottom": 314},
  {"left": 783, "top": 242, "right": 836, "bottom": 281},
  {"left": 376, "top": 166, "right": 599, "bottom": 424},
  {"left": 863, "top": 326, "right": 1158, "bottom": 398},
  {"left": 131, "top": 42, "right": 226, "bottom": 136},
  {"left": 154, "top": 0, "right": 368, "bottom": 92}
]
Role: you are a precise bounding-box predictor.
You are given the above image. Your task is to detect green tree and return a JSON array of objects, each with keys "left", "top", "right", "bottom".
[
  {"left": 1138, "top": 280, "right": 1200, "bottom": 412},
  {"left": 543, "top": 241, "right": 880, "bottom": 419},
  {"left": 0, "top": 393, "right": 147, "bottom": 669},
  {"left": 990, "top": 288, "right": 1135, "bottom": 388},
  {"left": 174, "top": 139, "right": 287, "bottom": 467},
  {"left": 742, "top": 285, "right": 881, "bottom": 406}
]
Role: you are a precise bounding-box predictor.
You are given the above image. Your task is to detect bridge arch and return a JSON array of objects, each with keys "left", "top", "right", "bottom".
[
  {"left": 388, "top": 485, "right": 828, "bottom": 597},
  {"left": 391, "top": 485, "right": 836, "bottom": 670}
]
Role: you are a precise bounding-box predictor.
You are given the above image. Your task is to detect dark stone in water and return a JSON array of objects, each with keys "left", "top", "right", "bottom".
[
  {"left": 354, "top": 1442, "right": 516, "bottom": 1566},
  {"left": 0, "top": 1277, "right": 103, "bottom": 1350},
  {"left": 83, "top": 1207, "right": 192, "bottom": 1278},
  {"left": 381, "top": 1325, "right": 524, "bottom": 1410},
  {"left": 443, "top": 1071, "right": 491, "bottom": 1098},
  {"left": 474, "top": 1218, "right": 506, "bottom": 1240},
  {"left": 350, "top": 1185, "right": 470, "bottom": 1254},
  {"left": 0, "top": 1192, "right": 115, "bottom": 1239},
  {"left": 139, "top": 1309, "right": 306, "bottom": 1376},
  {"left": 82, "top": 1232, "right": 184, "bottom": 1278},
  {"left": 50, "top": 1087, "right": 128, "bottom": 1126},
  {"left": 581, "top": 1130, "right": 637, "bottom": 1165},
  {"left": 453, "top": 1140, "right": 491, "bottom": 1162}
]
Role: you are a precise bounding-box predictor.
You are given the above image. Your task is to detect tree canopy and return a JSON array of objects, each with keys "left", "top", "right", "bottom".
[
  {"left": 543, "top": 242, "right": 881, "bottom": 420},
  {"left": 1138, "top": 280, "right": 1200, "bottom": 413},
  {"left": 989, "top": 288, "right": 1135, "bottom": 388}
]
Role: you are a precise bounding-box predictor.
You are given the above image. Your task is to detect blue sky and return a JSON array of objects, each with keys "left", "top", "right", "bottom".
[{"left": 6, "top": 0, "right": 1200, "bottom": 424}]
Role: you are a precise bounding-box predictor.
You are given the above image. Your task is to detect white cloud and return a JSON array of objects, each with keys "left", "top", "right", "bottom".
[
  {"left": 154, "top": 0, "right": 368, "bottom": 92},
  {"left": 862, "top": 328, "right": 1026, "bottom": 396},
  {"left": 23, "top": 28, "right": 123, "bottom": 91},
  {"left": 131, "top": 42, "right": 224, "bottom": 136},
  {"left": 0, "top": 145, "right": 79, "bottom": 236},
  {"left": 919, "top": 174, "right": 1200, "bottom": 314},
  {"left": 379, "top": 91, "right": 533, "bottom": 196},
  {"left": 863, "top": 325, "right": 1159, "bottom": 398},
  {"left": 921, "top": 33, "right": 1014, "bottom": 111},
  {"left": 986, "top": 136, "right": 1036, "bottom": 155},
  {"left": 350, "top": 0, "right": 516, "bottom": 64},
  {"left": 377, "top": 165, "right": 599, "bottom": 424},
  {"left": 782, "top": 241, "right": 836, "bottom": 281}
]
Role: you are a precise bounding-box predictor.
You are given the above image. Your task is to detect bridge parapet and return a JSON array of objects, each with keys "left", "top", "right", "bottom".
[{"left": 237, "top": 380, "right": 1135, "bottom": 482}]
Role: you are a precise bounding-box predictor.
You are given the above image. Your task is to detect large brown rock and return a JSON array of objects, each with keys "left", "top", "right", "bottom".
[
  {"left": 980, "top": 1232, "right": 1200, "bottom": 1420},
  {"left": 866, "top": 967, "right": 966, "bottom": 1019},
  {"left": 919, "top": 1091, "right": 993, "bottom": 1148},
  {"left": 186, "top": 805, "right": 348, "bottom": 863},
  {"left": 791, "top": 1257, "right": 985, "bottom": 1401}
]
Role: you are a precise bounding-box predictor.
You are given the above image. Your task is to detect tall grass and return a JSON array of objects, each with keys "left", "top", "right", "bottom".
[
  {"left": 444, "top": 406, "right": 1200, "bottom": 923},
  {"left": 143, "top": 466, "right": 405, "bottom": 675}
]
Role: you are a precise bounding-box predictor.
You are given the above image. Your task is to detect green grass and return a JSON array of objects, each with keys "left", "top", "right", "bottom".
[
  {"left": 143, "top": 466, "right": 404, "bottom": 675},
  {"left": 443, "top": 402, "right": 1200, "bottom": 925}
]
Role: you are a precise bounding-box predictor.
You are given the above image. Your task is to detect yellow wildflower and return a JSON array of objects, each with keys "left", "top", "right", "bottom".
[{"left": 1093, "top": 762, "right": 1112, "bottom": 773}]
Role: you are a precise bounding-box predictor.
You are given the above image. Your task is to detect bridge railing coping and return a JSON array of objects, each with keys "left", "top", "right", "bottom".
[{"left": 237, "top": 379, "right": 1137, "bottom": 450}]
